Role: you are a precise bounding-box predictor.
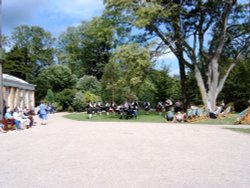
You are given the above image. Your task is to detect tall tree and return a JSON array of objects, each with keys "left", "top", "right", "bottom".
[
  {"left": 221, "top": 58, "right": 250, "bottom": 111},
  {"left": 102, "top": 43, "right": 154, "bottom": 102},
  {"left": 57, "top": 16, "right": 114, "bottom": 79},
  {"left": 38, "top": 65, "right": 77, "bottom": 92},
  {"left": 104, "top": 0, "right": 250, "bottom": 111},
  {"left": 10, "top": 25, "right": 55, "bottom": 76},
  {"left": 149, "top": 68, "right": 181, "bottom": 104},
  {"left": 3, "top": 46, "right": 32, "bottom": 79}
]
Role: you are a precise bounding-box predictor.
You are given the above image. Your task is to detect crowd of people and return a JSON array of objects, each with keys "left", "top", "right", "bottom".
[
  {"left": 0, "top": 100, "right": 49, "bottom": 133},
  {"left": 86, "top": 100, "right": 139, "bottom": 120},
  {"left": 1, "top": 97, "right": 230, "bottom": 133},
  {"left": 85, "top": 98, "right": 229, "bottom": 123},
  {"left": 85, "top": 98, "right": 186, "bottom": 122}
]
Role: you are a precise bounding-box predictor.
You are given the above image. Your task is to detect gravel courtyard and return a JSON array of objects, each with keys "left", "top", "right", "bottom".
[{"left": 0, "top": 112, "right": 250, "bottom": 188}]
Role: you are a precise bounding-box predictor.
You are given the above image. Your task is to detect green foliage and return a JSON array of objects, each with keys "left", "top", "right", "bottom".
[
  {"left": 84, "top": 91, "right": 100, "bottom": 104},
  {"left": 149, "top": 68, "right": 181, "bottom": 104},
  {"left": 10, "top": 25, "right": 55, "bottom": 75},
  {"left": 52, "top": 102, "right": 63, "bottom": 112},
  {"left": 32, "top": 76, "right": 52, "bottom": 104},
  {"left": 3, "top": 46, "right": 33, "bottom": 80},
  {"left": 186, "top": 71, "right": 202, "bottom": 105},
  {"left": 39, "top": 65, "right": 77, "bottom": 92},
  {"left": 46, "top": 89, "right": 54, "bottom": 104},
  {"left": 220, "top": 59, "right": 250, "bottom": 112},
  {"left": 104, "top": 0, "right": 250, "bottom": 110},
  {"left": 55, "top": 89, "right": 77, "bottom": 110},
  {"left": 76, "top": 75, "right": 101, "bottom": 94},
  {"left": 57, "top": 16, "right": 114, "bottom": 79},
  {"left": 67, "top": 106, "right": 74, "bottom": 113},
  {"left": 102, "top": 43, "right": 154, "bottom": 102},
  {"left": 72, "top": 91, "right": 85, "bottom": 112}
]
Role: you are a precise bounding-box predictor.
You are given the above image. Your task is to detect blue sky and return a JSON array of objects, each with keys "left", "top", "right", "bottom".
[
  {"left": 2, "top": 0, "right": 179, "bottom": 75},
  {"left": 3, "top": 0, "right": 104, "bottom": 37}
]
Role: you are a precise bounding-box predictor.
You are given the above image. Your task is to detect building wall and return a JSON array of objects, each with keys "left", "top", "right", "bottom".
[
  {"left": 2, "top": 74, "right": 35, "bottom": 111},
  {"left": 2, "top": 86, "right": 35, "bottom": 110}
]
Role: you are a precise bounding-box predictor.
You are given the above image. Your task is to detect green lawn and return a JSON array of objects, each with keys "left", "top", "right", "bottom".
[
  {"left": 191, "top": 114, "right": 238, "bottom": 125},
  {"left": 64, "top": 111, "right": 167, "bottom": 123},
  {"left": 225, "top": 128, "right": 250, "bottom": 134},
  {"left": 63, "top": 111, "right": 242, "bottom": 125}
]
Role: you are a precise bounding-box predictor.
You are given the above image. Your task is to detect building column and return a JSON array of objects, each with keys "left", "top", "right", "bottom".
[
  {"left": 31, "top": 91, "right": 35, "bottom": 108},
  {"left": 15, "top": 88, "right": 20, "bottom": 108},
  {"left": 10, "top": 87, "right": 15, "bottom": 110},
  {"left": 2, "top": 86, "right": 6, "bottom": 101}
]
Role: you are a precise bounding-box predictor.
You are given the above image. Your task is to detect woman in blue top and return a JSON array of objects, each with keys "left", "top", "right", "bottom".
[{"left": 39, "top": 100, "right": 48, "bottom": 125}]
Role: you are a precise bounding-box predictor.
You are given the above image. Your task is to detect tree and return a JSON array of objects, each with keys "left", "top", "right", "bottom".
[
  {"left": 46, "top": 89, "right": 55, "bottom": 104},
  {"left": 38, "top": 65, "right": 77, "bottom": 92},
  {"left": 10, "top": 25, "right": 55, "bottom": 76},
  {"left": 76, "top": 75, "right": 101, "bottom": 95},
  {"left": 149, "top": 68, "right": 181, "bottom": 104},
  {"left": 34, "top": 76, "right": 52, "bottom": 104},
  {"left": 3, "top": 46, "right": 32, "bottom": 79},
  {"left": 57, "top": 16, "right": 114, "bottom": 79},
  {"left": 102, "top": 43, "right": 154, "bottom": 102},
  {"left": 55, "top": 89, "right": 76, "bottom": 111},
  {"left": 221, "top": 58, "right": 250, "bottom": 111},
  {"left": 104, "top": 0, "right": 250, "bottom": 111},
  {"left": 72, "top": 91, "right": 85, "bottom": 112}
]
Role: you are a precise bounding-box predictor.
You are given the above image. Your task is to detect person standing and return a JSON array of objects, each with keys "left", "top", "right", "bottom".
[
  {"left": 86, "top": 101, "right": 93, "bottom": 119},
  {"left": 39, "top": 100, "right": 48, "bottom": 125}
]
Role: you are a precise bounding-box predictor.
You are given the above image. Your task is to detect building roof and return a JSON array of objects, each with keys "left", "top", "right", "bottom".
[{"left": 3, "top": 74, "right": 35, "bottom": 91}]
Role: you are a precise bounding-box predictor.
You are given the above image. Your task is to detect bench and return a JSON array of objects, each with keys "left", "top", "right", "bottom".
[{"left": 1, "top": 117, "right": 16, "bottom": 131}]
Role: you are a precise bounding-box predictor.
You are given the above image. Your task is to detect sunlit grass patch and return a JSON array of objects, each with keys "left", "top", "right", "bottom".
[{"left": 224, "top": 128, "right": 250, "bottom": 134}]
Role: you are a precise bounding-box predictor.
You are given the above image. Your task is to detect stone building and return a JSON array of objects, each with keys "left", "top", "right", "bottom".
[{"left": 2, "top": 74, "right": 36, "bottom": 110}]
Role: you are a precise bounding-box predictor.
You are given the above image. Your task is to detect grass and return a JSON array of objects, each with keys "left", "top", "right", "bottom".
[
  {"left": 224, "top": 128, "right": 250, "bottom": 135},
  {"left": 63, "top": 111, "right": 244, "bottom": 125},
  {"left": 64, "top": 111, "right": 167, "bottom": 123},
  {"left": 191, "top": 114, "right": 238, "bottom": 125}
]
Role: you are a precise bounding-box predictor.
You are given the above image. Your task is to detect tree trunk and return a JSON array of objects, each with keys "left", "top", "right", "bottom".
[{"left": 178, "top": 59, "right": 189, "bottom": 111}]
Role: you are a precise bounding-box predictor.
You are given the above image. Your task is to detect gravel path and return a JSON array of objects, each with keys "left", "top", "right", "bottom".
[{"left": 0, "top": 112, "right": 250, "bottom": 188}]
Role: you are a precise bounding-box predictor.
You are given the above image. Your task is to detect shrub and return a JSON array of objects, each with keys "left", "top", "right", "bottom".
[
  {"left": 67, "top": 106, "right": 74, "bottom": 112},
  {"left": 52, "top": 102, "right": 63, "bottom": 112}
]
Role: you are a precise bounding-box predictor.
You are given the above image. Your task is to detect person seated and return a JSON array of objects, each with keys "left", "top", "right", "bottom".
[
  {"left": 166, "top": 111, "right": 174, "bottom": 121},
  {"left": 175, "top": 111, "right": 185, "bottom": 123},
  {"left": 0, "top": 115, "right": 7, "bottom": 133},
  {"left": 23, "top": 107, "right": 35, "bottom": 126},
  {"left": 209, "top": 106, "right": 222, "bottom": 119},
  {"left": 13, "top": 108, "right": 31, "bottom": 129},
  {"left": 0, "top": 123, "right": 7, "bottom": 133},
  {"left": 5, "top": 108, "right": 23, "bottom": 130}
]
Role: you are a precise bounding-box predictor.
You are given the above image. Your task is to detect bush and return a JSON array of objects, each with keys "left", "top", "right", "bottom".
[
  {"left": 234, "top": 99, "right": 249, "bottom": 112},
  {"left": 52, "top": 102, "right": 63, "bottom": 112},
  {"left": 72, "top": 91, "right": 85, "bottom": 112},
  {"left": 67, "top": 106, "right": 74, "bottom": 112},
  {"left": 55, "top": 89, "right": 76, "bottom": 111}
]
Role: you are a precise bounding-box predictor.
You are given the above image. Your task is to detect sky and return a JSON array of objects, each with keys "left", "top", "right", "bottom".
[
  {"left": 2, "top": 0, "right": 104, "bottom": 36},
  {"left": 2, "top": 0, "right": 179, "bottom": 75}
]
